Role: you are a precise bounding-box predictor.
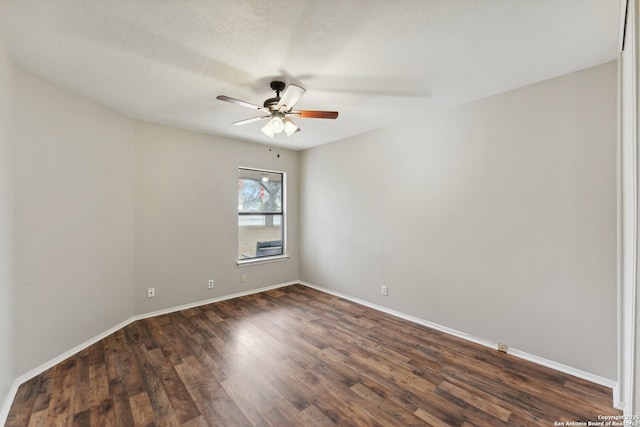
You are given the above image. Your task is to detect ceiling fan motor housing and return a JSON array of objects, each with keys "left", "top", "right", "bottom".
[
  {"left": 263, "top": 97, "right": 280, "bottom": 109},
  {"left": 264, "top": 81, "right": 286, "bottom": 109}
]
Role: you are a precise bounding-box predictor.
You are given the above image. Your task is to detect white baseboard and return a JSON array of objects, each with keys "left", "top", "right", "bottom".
[
  {"left": 1, "top": 279, "right": 621, "bottom": 425},
  {"left": 0, "top": 280, "right": 296, "bottom": 426},
  {"left": 0, "top": 380, "right": 21, "bottom": 426},
  {"left": 299, "top": 281, "right": 621, "bottom": 409},
  {"left": 0, "top": 314, "right": 134, "bottom": 425},
  {"left": 131, "top": 281, "right": 298, "bottom": 323}
]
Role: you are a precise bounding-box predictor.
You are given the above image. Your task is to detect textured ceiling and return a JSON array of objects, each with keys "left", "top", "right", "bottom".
[{"left": 0, "top": 0, "right": 623, "bottom": 150}]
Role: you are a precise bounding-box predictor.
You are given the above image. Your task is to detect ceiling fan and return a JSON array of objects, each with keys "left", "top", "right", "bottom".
[{"left": 216, "top": 81, "right": 338, "bottom": 138}]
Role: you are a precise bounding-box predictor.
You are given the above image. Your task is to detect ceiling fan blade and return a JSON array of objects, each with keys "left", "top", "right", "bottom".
[
  {"left": 277, "top": 84, "right": 306, "bottom": 111},
  {"left": 217, "top": 95, "right": 268, "bottom": 112},
  {"left": 290, "top": 110, "right": 339, "bottom": 119},
  {"left": 232, "top": 115, "right": 270, "bottom": 125}
]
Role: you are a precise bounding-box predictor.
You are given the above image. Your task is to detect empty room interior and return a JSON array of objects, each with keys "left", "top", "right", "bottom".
[{"left": 1, "top": 0, "right": 640, "bottom": 425}]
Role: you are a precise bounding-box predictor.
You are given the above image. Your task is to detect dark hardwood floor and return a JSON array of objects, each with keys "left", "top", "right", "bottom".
[{"left": 6, "top": 284, "right": 620, "bottom": 426}]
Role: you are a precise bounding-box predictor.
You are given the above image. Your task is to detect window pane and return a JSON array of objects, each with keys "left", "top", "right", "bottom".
[
  {"left": 238, "top": 170, "right": 282, "bottom": 213},
  {"left": 238, "top": 214, "right": 283, "bottom": 259}
]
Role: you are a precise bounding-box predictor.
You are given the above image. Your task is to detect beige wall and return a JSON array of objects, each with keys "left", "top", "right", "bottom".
[
  {"left": 300, "top": 61, "right": 618, "bottom": 379},
  {"left": 133, "top": 121, "right": 299, "bottom": 314},
  {"left": 0, "top": 38, "right": 15, "bottom": 414},
  {"left": 4, "top": 57, "right": 300, "bottom": 392},
  {"left": 12, "top": 67, "right": 136, "bottom": 375}
]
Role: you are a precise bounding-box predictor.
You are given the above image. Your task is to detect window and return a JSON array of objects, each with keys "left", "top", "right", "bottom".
[{"left": 238, "top": 168, "right": 284, "bottom": 261}]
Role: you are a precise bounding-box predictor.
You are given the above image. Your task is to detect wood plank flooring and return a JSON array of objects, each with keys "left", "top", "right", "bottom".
[{"left": 6, "top": 284, "right": 621, "bottom": 426}]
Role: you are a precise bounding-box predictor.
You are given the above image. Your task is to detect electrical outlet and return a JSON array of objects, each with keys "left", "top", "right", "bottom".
[
  {"left": 240, "top": 274, "right": 246, "bottom": 282},
  {"left": 381, "top": 285, "right": 388, "bottom": 296},
  {"left": 208, "top": 279, "right": 214, "bottom": 289},
  {"left": 497, "top": 343, "right": 508, "bottom": 353},
  {"left": 147, "top": 287, "right": 155, "bottom": 298}
]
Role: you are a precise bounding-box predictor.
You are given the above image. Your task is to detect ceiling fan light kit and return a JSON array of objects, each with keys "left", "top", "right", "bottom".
[
  {"left": 283, "top": 117, "right": 299, "bottom": 136},
  {"left": 269, "top": 112, "right": 285, "bottom": 132},
  {"left": 261, "top": 122, "right": 275, "bottom": 138},
  {"left": 217, "top": 81, "right": 338, "bottom": 139}
]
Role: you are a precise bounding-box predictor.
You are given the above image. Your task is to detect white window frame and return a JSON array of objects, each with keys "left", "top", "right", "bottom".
[{"left": 237, "top": 167, "right": 289, "bottom": 265}]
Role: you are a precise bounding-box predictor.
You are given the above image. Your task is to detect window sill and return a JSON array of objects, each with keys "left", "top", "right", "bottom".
[{"left": 237, "top": 254, "right": 290, "bottom": 266}]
